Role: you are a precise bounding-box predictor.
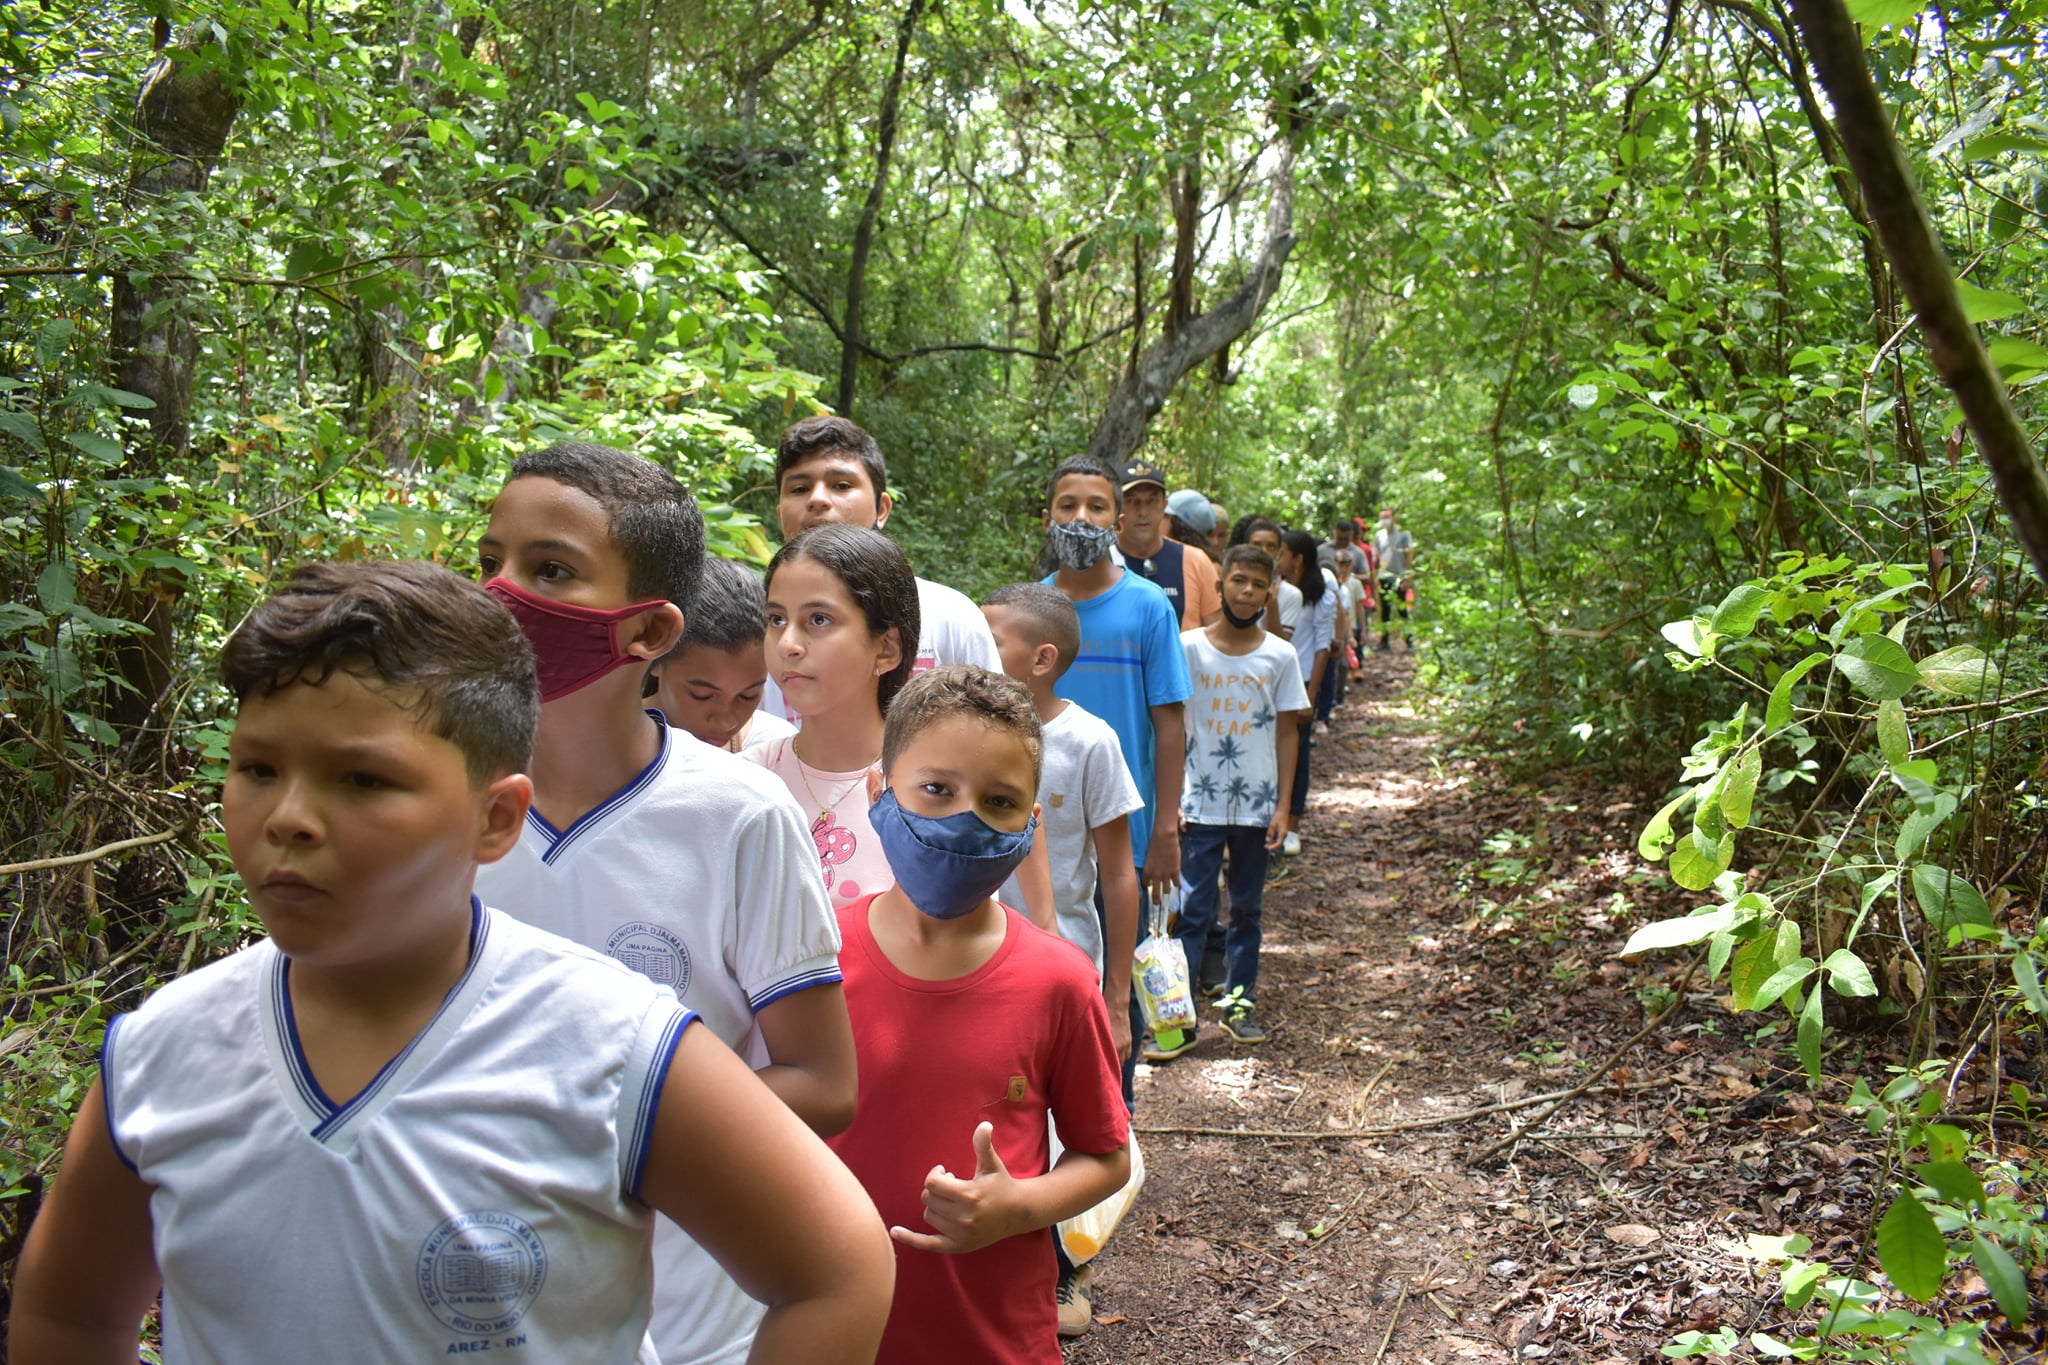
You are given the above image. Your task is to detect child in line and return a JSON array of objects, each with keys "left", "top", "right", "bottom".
[
  {"left": 982, "top": 583, "right": 1144, "bottom": 1061},
  {"left": 474, "top": 442, "right": 854, "bottom": 1365},
  {"left": 1168, "top": 546, "right": 1308, "bottom": 1049},
  {"left": 1274, "top": 529, "right": 1338, "bottom": 857},
  {"left": 650, "top": 556, "right": 796, "bottom": 753},
  {"left": 1242, "top": 517, "right": 1300, "bottom": 641},
  {"left": 746, "top": 523, "right": 919, "bottom": 907},
  {"left": 6, "top": 560, "right": 891, "bottom": 1364},
  {"left": 828, "top": 665, "right": 1131, "bottom": 1364}
]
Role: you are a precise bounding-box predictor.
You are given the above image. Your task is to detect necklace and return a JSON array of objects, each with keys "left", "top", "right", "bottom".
[{"left": 794, "top": 749, "right": 870, "bottom": 821}]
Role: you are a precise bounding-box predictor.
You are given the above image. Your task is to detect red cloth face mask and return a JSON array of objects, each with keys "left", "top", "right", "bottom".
[{"left": 484, "top": 577, "right": 670, "bottom": 703}]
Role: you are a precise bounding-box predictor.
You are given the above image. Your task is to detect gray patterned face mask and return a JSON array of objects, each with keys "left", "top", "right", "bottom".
[{"left": 1048, "top": 518, "right": 1117, "bottom": 571}]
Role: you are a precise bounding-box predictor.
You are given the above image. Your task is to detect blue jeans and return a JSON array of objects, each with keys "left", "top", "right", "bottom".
[
  {"left": 1290, "top": 719, "right": 1313, "bottom": 816},
  {"left": 1173, "top": 823, "right": 1270, "bottom": 1002}
]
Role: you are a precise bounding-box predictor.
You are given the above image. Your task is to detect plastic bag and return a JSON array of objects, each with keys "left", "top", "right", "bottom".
[
  {"left": 1052, "top": 1128, "right": 1145, "bottom": 1266},
  {"left": 1344, "top": 642, "right": 1361, "bottom": 670},
  {"left": 1133, "top": 888, "right": 1196, "bottom": 1033}
]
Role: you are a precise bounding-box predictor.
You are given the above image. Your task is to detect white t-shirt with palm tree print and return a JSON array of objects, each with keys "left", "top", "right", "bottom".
[{"left": 1178, "top": 629, "right": 1310, "bottom": 829}]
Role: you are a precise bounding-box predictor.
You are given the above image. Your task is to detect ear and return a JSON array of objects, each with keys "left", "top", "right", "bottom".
[
  {"left": 475, "top": 772, "right": 534, "bottom": 864},
  {"left": 873, "top": 625, "right": 906, "bottom": 676},
  {"left": 1040, "top": 505, "right": 1052, "bottom": 533},
  {"left": 873, "top": 488, "right": 895, "bottom": 530},
  {"left": 624, "top": 602, "right": 686, "bottom": 660},
  {"left": 1031, "top": 641, "right": 1060, "bottom": 679}
]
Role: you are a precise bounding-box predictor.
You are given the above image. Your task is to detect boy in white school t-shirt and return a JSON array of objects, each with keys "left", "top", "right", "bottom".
[
  {"left": 6, "top": 560, "right": 891, "bottom": 1365},
  {"left": 982, "top": 584, "right": 1144, "bottom": 1013},
  {"left": 473, "top": 442, "right": 856, "bottom": 1365}
]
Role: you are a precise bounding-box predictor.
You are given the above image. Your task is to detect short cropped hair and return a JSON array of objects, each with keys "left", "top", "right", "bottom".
[
  {"left": 666, "top": 556, "right": 766, "bottom": 660},
  {"left": 1044, "top": 455, "right": 1122, "bottom": 516},
  {"left": 766, "top": 523, "right": 921, "bottom": 713},
  {"left": 508, "top": 441, "right": 705, "bottom": 607},
  {"left": 220, "top": 559, "right": 537, "bottom": 782},
  {"left": 882, "top": 664, "right": 1044, "bottom": 791},
  {"left": 1234, "top": 515, "right": 1281, "bottom": 547},
  {"left": 982, "top": 582, "right": 1081, "bottom": 678},
  {"left": 1220, "top": 545, "right": 1275, "bottom": 582},
  {"left": 777, "top": 415, "right": 887, "bottom": 503}
]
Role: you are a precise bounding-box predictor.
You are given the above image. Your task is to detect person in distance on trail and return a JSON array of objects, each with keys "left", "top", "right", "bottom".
[
  {"left": 1165, "top": 486, "right": 1221, "bottom": 564},
  {"left": 1113, "top": 460, "right": 1222, "bottom": 630},
  {"left": 1372, "top": 505, "right": 1418, "bottom": 652},
  {"left": 7, "top": 559, "right": 891, "bottom": 1365},
  {"left": 1206, "top": 499, "right": 1231, "bottom": 561},
  {"left": 760, "top": 414, "right": 1000, "bottom": 720}
]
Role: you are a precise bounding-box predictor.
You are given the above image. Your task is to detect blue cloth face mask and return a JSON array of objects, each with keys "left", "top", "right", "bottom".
[
  {"left": 870, "top": 788, "right": 1038, "bottom": 920},
  {"left": 1047, "top": 518, "right": 1117, "bottom": 572}
]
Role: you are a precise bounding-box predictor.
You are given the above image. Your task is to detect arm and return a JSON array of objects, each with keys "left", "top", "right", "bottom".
[
  {"left": 1143, "top": 701, "right": 1184, "bottom": 896},
  {"left": 1090, "top": 815, "right": 1139, "bottom": 1064},
  {"left": 7, "top": 1082, "right": 161, "bottom": 1365},
  {"left": 1268, "top": 718, "right": 1303, "bottom": 849},
  {"left": 753, "top": 985, "right": 859, "bottom": 1137},
  {"left": 1304, "top": 649, "right": 1329, "bottom": 711},
  {"left": 640, "top": 1023, "right": 893, "bottom": 1364},
  {"left": 887, "top": 1121, "right": 1129, "bottom": 1256},
  {"left": 1011, "top": 834, "right": 1059, "bottom": 934}
]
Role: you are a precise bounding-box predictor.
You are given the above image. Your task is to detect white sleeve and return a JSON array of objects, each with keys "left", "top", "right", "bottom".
[
  {"left": 1278, "top": 585, "right": 1302, "bottom": 631},
  {"left": 1082, "top": 725, "right": 1146, "bottom": 829},
  {"left": 925, "top": 580, "right": 1001, "bottom": 671},
  {"left": 727, "top": 791, "right": 843, "bottom": 1010},
  {"left": 1274, "top": 648, "right": 1310, "bottom": 714}
]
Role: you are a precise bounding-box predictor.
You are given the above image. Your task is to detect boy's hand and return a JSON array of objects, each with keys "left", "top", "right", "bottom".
[
  {"left": 1265, "top": 813, "right": 1286, "bottom": 850},
  {"left": 1106, "top": 996, "right": 1132, "bottom": 1063},
  {"left": 889, "top": 1122, "right": 1023, "bottom": 1255},
  {"left": 1143, "top": 825, "right": 1180, "bottom": 896}
]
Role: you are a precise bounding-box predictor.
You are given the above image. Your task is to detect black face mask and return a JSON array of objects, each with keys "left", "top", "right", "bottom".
[{"left": 1220, "top": 598, "right": 1265, "bottom": 630}]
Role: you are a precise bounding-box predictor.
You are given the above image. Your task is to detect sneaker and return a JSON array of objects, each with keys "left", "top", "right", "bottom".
[
  {"left": 1218, "top": 989, "right": 1269, "bottom": 1044},
  {"left": 1376, "top": 634, "right": 1392, "bottom": 653},
  {"left": 1281, "top": 830, "right": 1302, "bottom": 856},
  {"left": 1141, "top": 1029, "right": 1199, "bottom": 1062},
  {"left": 1056, "top": 1263, "right": 1093, "bottom": 1338}
]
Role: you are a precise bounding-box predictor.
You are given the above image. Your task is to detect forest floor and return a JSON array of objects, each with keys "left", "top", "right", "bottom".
[{"left": 1062, "top": 648, "right": 1969, "bottom": 1365}]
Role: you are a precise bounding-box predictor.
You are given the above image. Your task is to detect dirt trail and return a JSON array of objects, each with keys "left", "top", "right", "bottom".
[{"left": 1065, "top": 652, "right": 1798, "bottom": 1364}]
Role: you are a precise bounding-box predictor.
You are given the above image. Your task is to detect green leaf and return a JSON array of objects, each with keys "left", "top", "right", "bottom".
[
  {"left": 1987, "top": 336, "right": 2048, "bottom": 371},
  {"left": 1911, "top": 865, "right": 1993, "bottom": 932},
  {"left": 1914, "top": 1160, "right": 1985, "bottom": 1210},
  {"left": 1837, "top": 635, "right": 1919, "bottom": 700},
  {"left": 1890, "top": 757, "right": 1941, "bottom": 806},
  {"left": 1961, "top": 132, "right": 2048, "bottom": 160},
  {"left": 1970, "top": 1234, "right": 2030, "bottom": 1326},
  {"left": 1731, "top": 921, "right": 1801, "bottom": 1011},
  {"left": 36, "top": 561, "right": 76, "bottom": 614},
  {"left": 1956, "top": 279, "right": 2025, "bottom": 324},
  {"left": 1875, "top": 1190, "right": 1945, "bottom": 1302},
  {"left": 2012, "top": 952, "right": 2048, "bottom": 1017},
  {"left": 1796, "top": 985, "right": 1824, "bottom": 1080},
  {"left": 1846, "top": 0, "right": 1921, "bottom": 23},
  {"left": 0, "top": 409, "right": 45, "bottom": 450},
  {"left": 1754, "top": 957, "right": 1816, "bottom": 1012},
  {"left": 283, "top": 240, "right": 346, "bottom": 282},
  {"left": 1638, "top": 789, "right": 1691, "bottom": 861},
  {"left": 1721, "top": 748, "right": 1761, "bottom": 829},
  {"left": 1670, "top": 826, "right": 1734, "bottom": 891},
  {"left": 1782, "top": 1259, "right": 1830, "bottom": 1312},
  {"left": 1710, "top": 584, "right": 1771, "bottom": 638},
  {"left": 1623, "top": 905, "right": 1736, "bottom": 955},
  {"left": 1916, "top": 646, "right": 2000, "bottom": 700},
  {"left": 1823, "top": 949, "right": 1877, "bottom": 997},
  {"left": 1661, "top": 616, "right": 1708, "bottom": 658},
  {"left": 1896, "top": 795, "right": 1956, "bottom": 860},
  {"left": 62, "top": 431, "right": 123, "bottom": 463},
  {"left": 1766, "top": 653, "right": 1828, "bottom": 730},
  {"left": 1877, "top": 700, "right": 1911, "bottom": 765}
]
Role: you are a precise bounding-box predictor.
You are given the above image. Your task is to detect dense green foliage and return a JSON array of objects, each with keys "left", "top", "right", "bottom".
[{"left": 3, "top": 0, "right": 2045, "bottom": 1352}]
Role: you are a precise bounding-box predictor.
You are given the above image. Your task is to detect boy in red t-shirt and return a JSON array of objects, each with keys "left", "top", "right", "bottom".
[{"left": 829, "top": 665, "right": 1130, "bottom": 1363}]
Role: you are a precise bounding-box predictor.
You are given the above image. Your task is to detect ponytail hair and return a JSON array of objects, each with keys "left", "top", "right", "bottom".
[
  {"left": 1280, "top": 529, "right": 1327, "bottom": 605},
  {"left": 766, "top": 524, "right": 922, "bottom": 714}
]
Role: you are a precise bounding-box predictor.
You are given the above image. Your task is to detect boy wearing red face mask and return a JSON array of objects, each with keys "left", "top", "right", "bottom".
[{"left": 474, "top": 442, "right": 855, "bottom": 1365}]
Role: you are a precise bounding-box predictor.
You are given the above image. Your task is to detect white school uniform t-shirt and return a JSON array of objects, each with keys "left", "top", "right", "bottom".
[
  {"left": 1274, "top": 578, "right": 1303, "bottom": 634},
  {"left": 759, "top": 573, "right": 1002, "bottom": 721},
  {"left": 101, "top": 904, "right": 684, "bottom": 1365},
  {"left": 998, "top": 702, "right": 1144, "bottom": 975},
  {"left": 1181, "top": 630, "right": 1310, "bottom": 829},
  {"left": 476, "top": 716, "right": 841, "bottom": 1365}
]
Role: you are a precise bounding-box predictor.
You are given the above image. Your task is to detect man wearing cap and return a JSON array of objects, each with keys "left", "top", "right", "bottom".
[{"left": 1116, "top": 461, "right": 1222, "bottom": 629}]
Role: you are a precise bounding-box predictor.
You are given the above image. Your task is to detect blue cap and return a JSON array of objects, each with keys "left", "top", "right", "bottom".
[{"left": 1165, "top": 488, "right": 1215, "bottom": 534}]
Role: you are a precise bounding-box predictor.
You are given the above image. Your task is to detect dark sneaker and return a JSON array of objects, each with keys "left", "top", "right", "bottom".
[
  {"left": 1218, "top": 989, "right": 1268, "bottom": 1044},
  {"left": 1376, "top": 634, "right": 1392, "bottom": 653},
  {"left": 1199, "top": 947, "right": 1227, "bottom": 998},
  {"left": 1056, "top": 1262, "right": 1092, "bottom": 1338},
  {"left": 1141, "top": 1029, "right": 1199, "bottom": 1062}
]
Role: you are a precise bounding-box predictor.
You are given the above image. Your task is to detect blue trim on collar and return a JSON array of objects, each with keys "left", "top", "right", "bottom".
[{"left": 533, "top": 714, "right": 673, "bottom": 866}]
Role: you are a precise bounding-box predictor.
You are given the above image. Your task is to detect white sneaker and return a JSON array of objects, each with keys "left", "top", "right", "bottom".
[{"left": 1282, "top": 831, "right": 1302, "bottom": 856}]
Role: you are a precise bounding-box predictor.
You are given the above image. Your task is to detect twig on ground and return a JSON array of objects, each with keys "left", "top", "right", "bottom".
[
  {"left": 1371, "top": 1281, "right": 1411, "bottom": 1365},
  {"left": 1133, "top": 1073, "right": 1677, "bottom": 1142},
  {"left": 1349, "top": 1055, "right": 1399, "bottom": 1125},
  {"left": 0, "top": 824, "right": 190, "bottom": 877}
]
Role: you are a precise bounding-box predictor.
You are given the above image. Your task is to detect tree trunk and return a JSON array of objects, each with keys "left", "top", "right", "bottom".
[
  {"left": 106, "top": 26, "right": 239, "bottom": 736},
  {"left": 1787, "top": 0, "right": 2048, "bottom": 587},
  {"left": 1085, "top": 131, "right": 1297, "bottom": 471},
  {"left": 837, "top": 0, "right": 926, "bottom": 415}
]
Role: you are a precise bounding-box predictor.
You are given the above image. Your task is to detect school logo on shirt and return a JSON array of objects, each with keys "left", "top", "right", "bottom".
[
  {"left": 605, "top": 921, "right": 693, "bottom": 994},
  {"left": 417, "top": 1210, "right": 548, "bottom": 1336}
]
